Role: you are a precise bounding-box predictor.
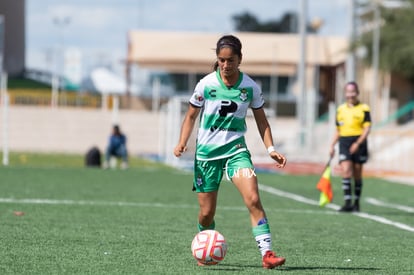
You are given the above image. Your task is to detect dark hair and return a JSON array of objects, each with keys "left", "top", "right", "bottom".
[
  {"left": 213, "top": 35, "right": 242, "bottom": 71},
  {"left": 345, "top": 81, "right": 360, "bottom": 94},
  {"left": 113, "top": 125, "right": 121, "bottom": 135}
]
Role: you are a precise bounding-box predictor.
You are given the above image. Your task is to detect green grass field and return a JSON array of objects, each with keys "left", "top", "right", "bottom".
[{"left": 0, "top": 152, "right": 413, "bottom": 274}]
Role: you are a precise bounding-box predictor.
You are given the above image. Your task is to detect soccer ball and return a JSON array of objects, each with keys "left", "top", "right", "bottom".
[{"left": 191, "top": 230, "right": 227, "bottom": 265}]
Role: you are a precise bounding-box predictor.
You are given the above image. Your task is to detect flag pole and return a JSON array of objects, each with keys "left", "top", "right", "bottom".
[{"left": 316, "top": 156, "right": 334, "bottom": 207}]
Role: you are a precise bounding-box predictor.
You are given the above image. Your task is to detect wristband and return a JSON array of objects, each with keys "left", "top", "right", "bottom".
[{"left": 267, "top": 146, "right": 275, "bottom": 154}]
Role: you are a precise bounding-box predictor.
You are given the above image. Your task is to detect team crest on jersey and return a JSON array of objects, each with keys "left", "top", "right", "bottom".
[
  {"left": 239, "top": 89, "right": 248, "bottom": 102},
  {"left": 196, "top": 175, "right": 203, "bottom": 186}
]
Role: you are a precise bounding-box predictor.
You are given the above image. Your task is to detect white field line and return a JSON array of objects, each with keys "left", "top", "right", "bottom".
[
  {"left": 0, "top": 198, "right": 198, "bottom": 209},
  {"left": 259, "top": 184, "right": 414, "bottom": 233},
  {"left": 1, "top": 185, "right": 413, "bottom": 233},
  {"left": 365, "top": 197, "right": 414, "bottom": 213},
  {"left": 0, "top": 197, "right": 330, "bottom": 215}
]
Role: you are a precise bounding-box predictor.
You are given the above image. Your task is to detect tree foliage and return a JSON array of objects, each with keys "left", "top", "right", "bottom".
[
  {"left": 358, "top": 0, "right": 414, "bottom": 80},
  {"left": 232, "top": 11, "right": 316, "bottom": 34}
]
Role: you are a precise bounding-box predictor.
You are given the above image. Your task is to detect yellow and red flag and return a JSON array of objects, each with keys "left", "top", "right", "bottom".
[{"left": 316, "top": 164, "right": 333, "bottom": 207}]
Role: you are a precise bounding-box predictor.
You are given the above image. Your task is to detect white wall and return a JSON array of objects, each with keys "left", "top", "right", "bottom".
[{"left": 1, "top": 106, "right": 161, "bottom": 156}]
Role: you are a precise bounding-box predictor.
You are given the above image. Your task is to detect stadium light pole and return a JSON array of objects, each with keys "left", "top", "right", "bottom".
[
  {"left": 371, "top": 0, "right": 381, "bottom": 124},
  {"left": 51, "top": 15, "right": 71, "bottom": 108},
  {"left": 0, "top": 15, "right": 8, "bottom": 166},
  {"left": 0, "top": 14, "right": 5, "bottom": 105},
  {"left": 0, "top": 15, "right": 4, "bottom": 78},
  {"left": 309, "top": 17, "right": 324, "bottom": 152},
  {"left": 346, "top": 0, "right": 357, "bottom": 83},
  {"left": 297, "top": 0, "right": 308, "bottom": 149}
]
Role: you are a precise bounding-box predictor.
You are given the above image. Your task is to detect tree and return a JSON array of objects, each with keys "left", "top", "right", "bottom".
[
  {"left": 358, "top": 0, "right": 414, "bottom": 81},
  {"left": 232, "top": 11, "right": 316, "bottom": 34}
]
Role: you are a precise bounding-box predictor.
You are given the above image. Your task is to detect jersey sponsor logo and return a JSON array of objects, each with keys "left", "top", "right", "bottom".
[
  {"left": 209, "top": 126, "right": 238, "bottom": 132},
  {"left": 193, "top": 94, "right": 204, "bottom": 102},
  {"left": 209, "top": 100, "right": 239, "bottom": 132},
  {"left": 218, "top": 100, "right": 238, "bottom": 117}
]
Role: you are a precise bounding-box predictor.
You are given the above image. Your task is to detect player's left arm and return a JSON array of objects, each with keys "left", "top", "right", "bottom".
[{"left": 252, "top": 107, "right": 286, "bottom": 168}]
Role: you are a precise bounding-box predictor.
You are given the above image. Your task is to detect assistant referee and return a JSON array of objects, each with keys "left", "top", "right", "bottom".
[{"left": 329, "top": 81, "right": 372, "bottom": 212}]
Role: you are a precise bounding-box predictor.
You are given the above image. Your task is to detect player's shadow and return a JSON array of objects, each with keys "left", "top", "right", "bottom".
[
  {"left": 214, "top": 264, "right": 381, "bottom": 272},
  {"left": 279, "top": 266, "right": 381, "bottom": 272}
]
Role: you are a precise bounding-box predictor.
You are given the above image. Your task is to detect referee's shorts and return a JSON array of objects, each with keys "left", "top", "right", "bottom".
[{"left": 339, "top": 136, "right": 368, "bottom": 164}]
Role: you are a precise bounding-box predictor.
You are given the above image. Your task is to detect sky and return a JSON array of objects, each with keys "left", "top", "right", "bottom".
[{"left": 26, "top": 0, "right": 352, "bottom": 78}]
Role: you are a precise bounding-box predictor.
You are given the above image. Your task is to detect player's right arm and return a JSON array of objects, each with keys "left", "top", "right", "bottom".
[{"left": 174, "top": 104, "right": 201, "bottom": 157}]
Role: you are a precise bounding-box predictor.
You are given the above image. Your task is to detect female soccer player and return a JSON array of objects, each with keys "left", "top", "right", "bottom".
[
  {"left": 329, "top": 81, "right": 372, "bottom": 212},
  {"left": 173, "top": 35, "right": 286, "bottom": 269}
]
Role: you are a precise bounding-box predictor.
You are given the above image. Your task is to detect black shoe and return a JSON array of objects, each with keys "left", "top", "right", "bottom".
[
  {"left": 338, "top": 204, "right": 354, "bottom": 212},
  {"left": 353, "top": 203, "right": 360, "bottom": 212}
]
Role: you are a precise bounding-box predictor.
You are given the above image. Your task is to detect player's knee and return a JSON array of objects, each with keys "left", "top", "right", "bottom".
[{"left": 245, "top": 194, "right": 261, "bottom": 209}]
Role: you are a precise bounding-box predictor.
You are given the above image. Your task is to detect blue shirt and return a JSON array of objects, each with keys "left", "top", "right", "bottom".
[{"left": 109, "top": 134, "right": 126, "bottom": 149}]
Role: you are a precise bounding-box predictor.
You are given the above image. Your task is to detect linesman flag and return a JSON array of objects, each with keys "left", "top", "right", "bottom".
[{"left": 316, "top": 163, "right": 333, "bottom": 207}]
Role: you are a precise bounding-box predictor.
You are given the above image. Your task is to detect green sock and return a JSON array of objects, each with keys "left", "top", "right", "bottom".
[
  {"left": 252, "top": 223, "right": 270, "bottom": 236},
  {"left": 197, "top": 220, "right": 215, "bottom": 232}
]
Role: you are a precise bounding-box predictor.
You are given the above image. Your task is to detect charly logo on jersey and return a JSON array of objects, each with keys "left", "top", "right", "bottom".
[{"left": 239, "top": 89, "right": 248, "bottom": 102}]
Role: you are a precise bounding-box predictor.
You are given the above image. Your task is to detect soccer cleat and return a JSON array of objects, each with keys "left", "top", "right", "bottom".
[
  {"left": 197, "top": 261, "right": 218, "bottom": 266},
  {"left": 338, "top": 204, "right": 354, "bottom": 212},
  {"left": 262, "top": 250, "right": 285, "bottom": 269},
  {"left": 353, "top": 203, "right": 360, "bottom": 212}
]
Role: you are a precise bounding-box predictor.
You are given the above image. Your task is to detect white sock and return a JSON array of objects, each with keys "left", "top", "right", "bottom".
[{"left": 255, "top": 233, "right": 272, "bottom": 256}]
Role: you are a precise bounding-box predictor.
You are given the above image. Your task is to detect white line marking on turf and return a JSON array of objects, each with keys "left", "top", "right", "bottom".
[
  {"left": 2, "top": 187, "right": 414, "bottom": 233},
  {"left": 0, "top": 198, "right": 339, "bottom": 215},
  {"left": 0, "top": 198, "right": 198, "bottom": 209},
  {"left": 259, "top": 184, "right": 414, "bottom": 233},
  {"left": 365, "top": 197, "right": 414, "bottom": 213}
]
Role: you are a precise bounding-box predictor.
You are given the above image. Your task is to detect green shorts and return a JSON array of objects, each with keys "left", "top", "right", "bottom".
[{"left": 193, "top": 150, "right": 254, "bottom": 193}]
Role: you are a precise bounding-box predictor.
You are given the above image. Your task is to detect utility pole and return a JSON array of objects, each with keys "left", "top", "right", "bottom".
[
  {"left": 371, "top": 0, "right": 381, "bottom": 123},
  {"left": 346, "top": 0, "right": 357, "bottom": 82},
  {"left": 298, "top": 0, "right": 308, "bottom": 148},
  {"left": 51, "top": 15, "right": 71, "bottom": 108}
]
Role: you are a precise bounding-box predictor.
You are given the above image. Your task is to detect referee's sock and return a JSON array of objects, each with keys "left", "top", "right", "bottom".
[
  {"left": 342, "top": 178, "right": 352, "bottom": 206},
  {"left": 354, "top": 179, "right": 363, "bottom": 210}
]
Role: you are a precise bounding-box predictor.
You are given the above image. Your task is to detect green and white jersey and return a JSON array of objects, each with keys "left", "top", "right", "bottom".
[{"left": 189, "top": 70, "right": 265, "bottom": 161}]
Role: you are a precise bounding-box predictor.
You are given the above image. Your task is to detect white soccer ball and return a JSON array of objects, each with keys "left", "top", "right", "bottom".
[{"left": 191, "top": 230, "right": 227, "bottom": 265}]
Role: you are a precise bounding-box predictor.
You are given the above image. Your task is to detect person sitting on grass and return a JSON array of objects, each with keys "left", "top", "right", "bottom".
[{"left": 103, "top": 125, "right": 128, "bottom": 169}]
